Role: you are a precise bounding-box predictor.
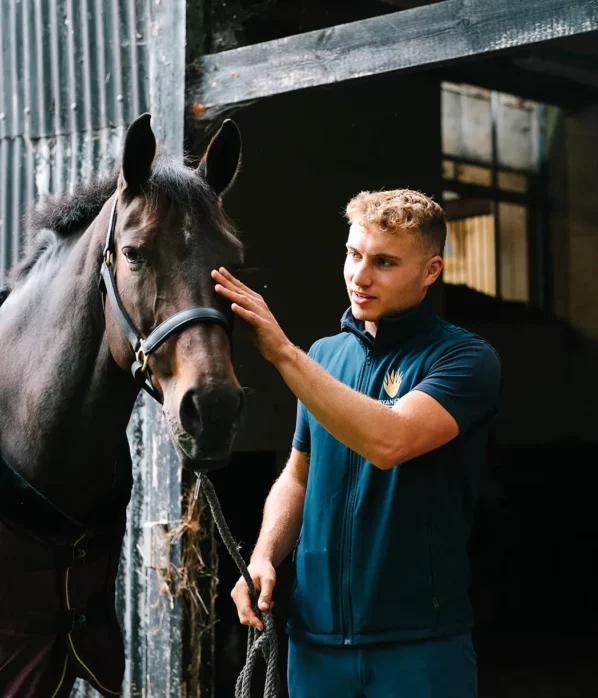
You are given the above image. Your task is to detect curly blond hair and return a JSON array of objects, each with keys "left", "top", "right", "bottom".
[{"left": 345, "top": 189, "right": 446, "bottom": 255}]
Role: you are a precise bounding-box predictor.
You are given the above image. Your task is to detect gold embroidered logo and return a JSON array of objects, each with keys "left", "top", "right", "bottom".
[{"left": 383, "top": 369, "right": 402, "bottom": 398}]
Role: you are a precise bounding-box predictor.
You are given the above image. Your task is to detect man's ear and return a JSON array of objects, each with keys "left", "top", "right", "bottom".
[
  {"left": 121, "top": 113, "right": 156, "bottom": 192},
  {"left": 424, "top": 255, "right": 444, "bottom": 287},
  {"left": 197, "top": 119, "right": 241, "bottom": 197}
]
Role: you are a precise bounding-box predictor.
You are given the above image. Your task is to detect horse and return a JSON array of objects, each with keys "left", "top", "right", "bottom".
[{"left": 0, "top": 114, "right": 246, "bottom": 697}]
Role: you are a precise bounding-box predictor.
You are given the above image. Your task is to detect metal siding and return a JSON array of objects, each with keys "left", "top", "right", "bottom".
[
  {"left": 0, "top": 0, "right": 149, "bottom": 284},
  {"left": 0, "top": 2, "right": 184, "bottom": 697}
]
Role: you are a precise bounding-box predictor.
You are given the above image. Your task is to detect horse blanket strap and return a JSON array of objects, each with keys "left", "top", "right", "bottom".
[
  {"left": 2, "top": 532, "right": 123, "bottom": 571},
  {"left": 21, "top": 592, "right": 114, "bottom": 636}
]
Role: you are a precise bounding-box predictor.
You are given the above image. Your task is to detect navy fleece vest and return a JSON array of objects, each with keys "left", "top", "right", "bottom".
[{"left": 289, "top": 297, "right": 501, "bottom": 645}]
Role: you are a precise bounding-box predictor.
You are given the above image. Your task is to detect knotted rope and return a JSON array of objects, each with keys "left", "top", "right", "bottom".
[{"left": 195, "top": 474, "right": 280, "bottom": 698}]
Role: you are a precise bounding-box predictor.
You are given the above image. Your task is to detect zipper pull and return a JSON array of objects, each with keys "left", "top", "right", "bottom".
[{"left": 366, "top": 350, "right": 372, "bottom": 365}]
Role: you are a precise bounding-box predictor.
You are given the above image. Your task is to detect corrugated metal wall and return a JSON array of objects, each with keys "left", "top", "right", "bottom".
[
  {"left": 0, "top": 2, "right": 189, "bottom": 697},
  {"left": 0, "top": 0, "right": 149, "bottom": 281}
]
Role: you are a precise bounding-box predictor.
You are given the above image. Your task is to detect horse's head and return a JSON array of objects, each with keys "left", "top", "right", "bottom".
[{"left": 104, "top": 114, "right": 245, "bottom": 472}]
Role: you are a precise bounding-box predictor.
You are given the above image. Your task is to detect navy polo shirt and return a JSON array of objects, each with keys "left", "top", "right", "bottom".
[{"left": 288, "top": 296, "right": 501, "bottom": 646}]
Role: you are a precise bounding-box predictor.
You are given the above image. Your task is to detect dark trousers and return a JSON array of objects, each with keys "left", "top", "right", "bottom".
[{"left": 288, "top": 633, "right": 477, "bottom": 698}]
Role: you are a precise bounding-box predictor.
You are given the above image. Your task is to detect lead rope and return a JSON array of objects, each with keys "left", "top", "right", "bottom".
[{"left": 195, "top": 474, "right": 280, "bottom": 698}]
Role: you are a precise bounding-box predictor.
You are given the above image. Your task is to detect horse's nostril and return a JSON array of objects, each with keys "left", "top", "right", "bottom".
[
  {"left": 179, "top": 383, "right": 245, "bottom": 442},
  {"left": 179, "top": 390, "right": 204, "bottom": 438}
]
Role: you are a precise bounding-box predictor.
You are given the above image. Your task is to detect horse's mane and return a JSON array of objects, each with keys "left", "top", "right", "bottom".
[
  {"left": 8, "top": 152, "right": 241, "bottom": 288},
  {"left": 29, "top": 171, "right": 120, "bottom": 238}
]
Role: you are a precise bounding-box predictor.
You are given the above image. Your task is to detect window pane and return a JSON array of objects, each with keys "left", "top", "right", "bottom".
[
  {"left": 442, "top": 83, "right": 492, "bottom": 164},
  {"left": 497, "top": 94, "right": 539, "bottom": 172},
  {"left": 499, "top": 203, "right": 529, "bottom": 302},
  {"left": 455, "top": 162, "right": 492, "bottom": 187},
  {"left": 498, "top": 170, "right": 528, "bottom": 193},
  {"left": 444, "top": 215, "right": 496, "bottom": 296}
]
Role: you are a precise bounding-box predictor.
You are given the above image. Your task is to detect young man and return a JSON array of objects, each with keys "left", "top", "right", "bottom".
[{"left": 212, "top": 189, "right": 501, "bottom": 698}]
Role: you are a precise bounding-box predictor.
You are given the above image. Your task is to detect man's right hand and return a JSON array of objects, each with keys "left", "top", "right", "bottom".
[{"left": 231, "top": 558, "right": 276, "bottom": 632}]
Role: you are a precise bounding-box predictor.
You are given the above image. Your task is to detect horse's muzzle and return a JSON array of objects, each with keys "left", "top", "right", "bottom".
[{"left": 175, "top": 382, "right": 245, "bottom": 470}]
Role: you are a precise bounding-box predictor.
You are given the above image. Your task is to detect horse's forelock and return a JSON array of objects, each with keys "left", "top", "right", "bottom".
[{"left": 146, "top": 155, "right": 242, "bottom": 251}]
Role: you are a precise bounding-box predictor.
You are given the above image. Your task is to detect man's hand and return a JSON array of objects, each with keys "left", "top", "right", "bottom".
[
  {"left": 212, "top": 267, "right": 295, "bottom": 364},
  {"left": 231, "top": 558, "right": 277, "bottom": 632}
]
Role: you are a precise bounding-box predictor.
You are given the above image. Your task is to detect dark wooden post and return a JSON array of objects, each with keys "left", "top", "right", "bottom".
[{"left": 141, "top": 1, "right": 188, "bottom": 696}]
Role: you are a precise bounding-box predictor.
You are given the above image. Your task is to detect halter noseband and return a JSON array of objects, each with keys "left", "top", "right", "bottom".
[{"left": 99, "top": 196, "right": 231, "bottom": 403}]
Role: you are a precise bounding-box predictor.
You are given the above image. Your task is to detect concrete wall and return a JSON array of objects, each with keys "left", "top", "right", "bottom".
[{"left": 198, "top": 74, "right": 442, "bottom": 469}]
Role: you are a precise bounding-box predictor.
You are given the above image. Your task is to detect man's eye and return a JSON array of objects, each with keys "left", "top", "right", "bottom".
[{"left": 123, "top": 247, "right": 143, "bottom": 265}]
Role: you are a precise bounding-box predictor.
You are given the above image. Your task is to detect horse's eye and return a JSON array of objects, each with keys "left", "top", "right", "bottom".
[{"left": 122, "top": 247, "right": 144, "bottom": 266}]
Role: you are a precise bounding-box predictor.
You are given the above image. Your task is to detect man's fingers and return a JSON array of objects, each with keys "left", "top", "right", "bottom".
[
  {"left": 258, "top": 575, "right": 276, "bottom": 611},
  {"left": 212, "top": 267, "right": 262, "bottom": 300},
  {"left": 216, "top": 266, "right": 249, "bottom": 291},
  {"left": 214, "top": 284, "right": 259, "bottom": 309},
  {"left": 214, "top": 282, "right": 267, "bottom": 318},
  {"left": 215, "top": 287, "right": 265, "bottom": 326},
  {"left": 231, "top": 303, "right": 260, "bottom": 324},
  {"left": 237, "top": 603, "right": 264, "bottom": 631},
  {"left": 211, "top": 268, "right": 239, "bottom": 290},
  {"left": 231, "top": 576, "right": 264, "bottom": 631}
]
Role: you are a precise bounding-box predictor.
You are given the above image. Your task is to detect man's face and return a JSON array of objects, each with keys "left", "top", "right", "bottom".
[{"left": 343, "top": 221, "right": 442, "bottom": 324}]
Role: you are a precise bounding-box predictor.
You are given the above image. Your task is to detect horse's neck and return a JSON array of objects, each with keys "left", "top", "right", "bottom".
[{"left": 0, "top": 222, "right": 139, "bottom": 521}]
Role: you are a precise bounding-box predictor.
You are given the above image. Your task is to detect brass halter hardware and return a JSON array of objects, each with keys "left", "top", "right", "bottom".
[{"left": 135, "top": 347, "right": 149, "bottom": 375}]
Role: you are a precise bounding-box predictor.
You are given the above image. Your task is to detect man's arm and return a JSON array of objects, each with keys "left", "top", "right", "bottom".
[
  {"left": 212, "top": 267, "right": 459, "bottom": 469},
  {"left": 275, "top": 348, "right": 459, "bottom": 470},
  {"left": 251, "top": 447, "right": 309, "bottom": 568},
  {"left": 212, "top": 268, "right": 500, "bottom": 470},
  {"left": 231, "top": 448, "right": 309, "bottom": 630}
]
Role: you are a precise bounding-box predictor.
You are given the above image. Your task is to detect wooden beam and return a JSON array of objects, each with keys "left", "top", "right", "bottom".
[
  {"left": 187, "top": 0, "right": 598, "bottom": 119},
  {"left": 444, "top": 197, "right": 492, "bottom": 221},
  {"left": 442, "top": 179, "right": 535, "bottom": 207}
]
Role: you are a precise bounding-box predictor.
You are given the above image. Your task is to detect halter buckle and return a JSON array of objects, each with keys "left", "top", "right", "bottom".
[
  {"left": 135, "top": 347, "right": 149, "bottom": 374},
  {"left": 104, "top": 250, "right": 113, "bottom": 267}
]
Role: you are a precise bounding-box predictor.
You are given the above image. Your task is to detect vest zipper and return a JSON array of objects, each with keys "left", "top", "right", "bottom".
[{"left": 339, "top": 346, "right": 373, "bottom": 644}]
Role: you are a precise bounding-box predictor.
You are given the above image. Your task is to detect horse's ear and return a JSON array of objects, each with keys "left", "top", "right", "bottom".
[
  {"left": 197, "top": 119, "right": 241, "bottom": 197},
  {"left": 121, "top": 113, "right": 156, "bottom": 192}
]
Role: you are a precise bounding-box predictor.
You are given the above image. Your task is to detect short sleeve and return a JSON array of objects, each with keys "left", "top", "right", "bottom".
[
  {"left": 292, "top": 400, "right": 311, "bottom": 452},
  {"left": 290, "top": 339, "right": 325, "bottom": 453},
  {"left": 412, "top": 338, "right": 502, "bottom": 434}
]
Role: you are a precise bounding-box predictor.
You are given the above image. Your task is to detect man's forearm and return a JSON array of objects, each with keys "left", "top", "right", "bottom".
[
  {"left": 212, "top": 266, "right": 399, "bottom": 467},
  {"left": 251, "top": 469, "right": 306, "bottom": 568},
  {"left": 273, "top": 344, "right": 402, "bottom": 468}
]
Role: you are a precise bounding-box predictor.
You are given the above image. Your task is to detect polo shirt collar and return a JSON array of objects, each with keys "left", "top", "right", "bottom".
[{"left": 341, "top": 295, "right": 437, "bottom": 349}]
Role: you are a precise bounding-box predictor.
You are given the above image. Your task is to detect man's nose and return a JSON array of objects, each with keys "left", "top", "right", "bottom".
[{"left": 352, "top": 261, "right": 371, "bottom": 287}]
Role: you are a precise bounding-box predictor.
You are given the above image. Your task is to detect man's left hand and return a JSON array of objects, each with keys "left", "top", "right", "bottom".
[{"left": 212, "top": 267, "right": 294, "bottom": 364}]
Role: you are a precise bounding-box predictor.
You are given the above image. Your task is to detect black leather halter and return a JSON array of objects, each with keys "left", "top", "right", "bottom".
[{"left": 99, "top": 196, "right": 231, "bottom": 403}]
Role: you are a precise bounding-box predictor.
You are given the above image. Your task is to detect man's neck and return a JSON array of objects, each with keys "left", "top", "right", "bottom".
[
  {"left": 365, "top": 320, "right": 378, "bottom": 337},
  {"left": 363, "top": 294, "right": 429, "bottom": 338}
]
